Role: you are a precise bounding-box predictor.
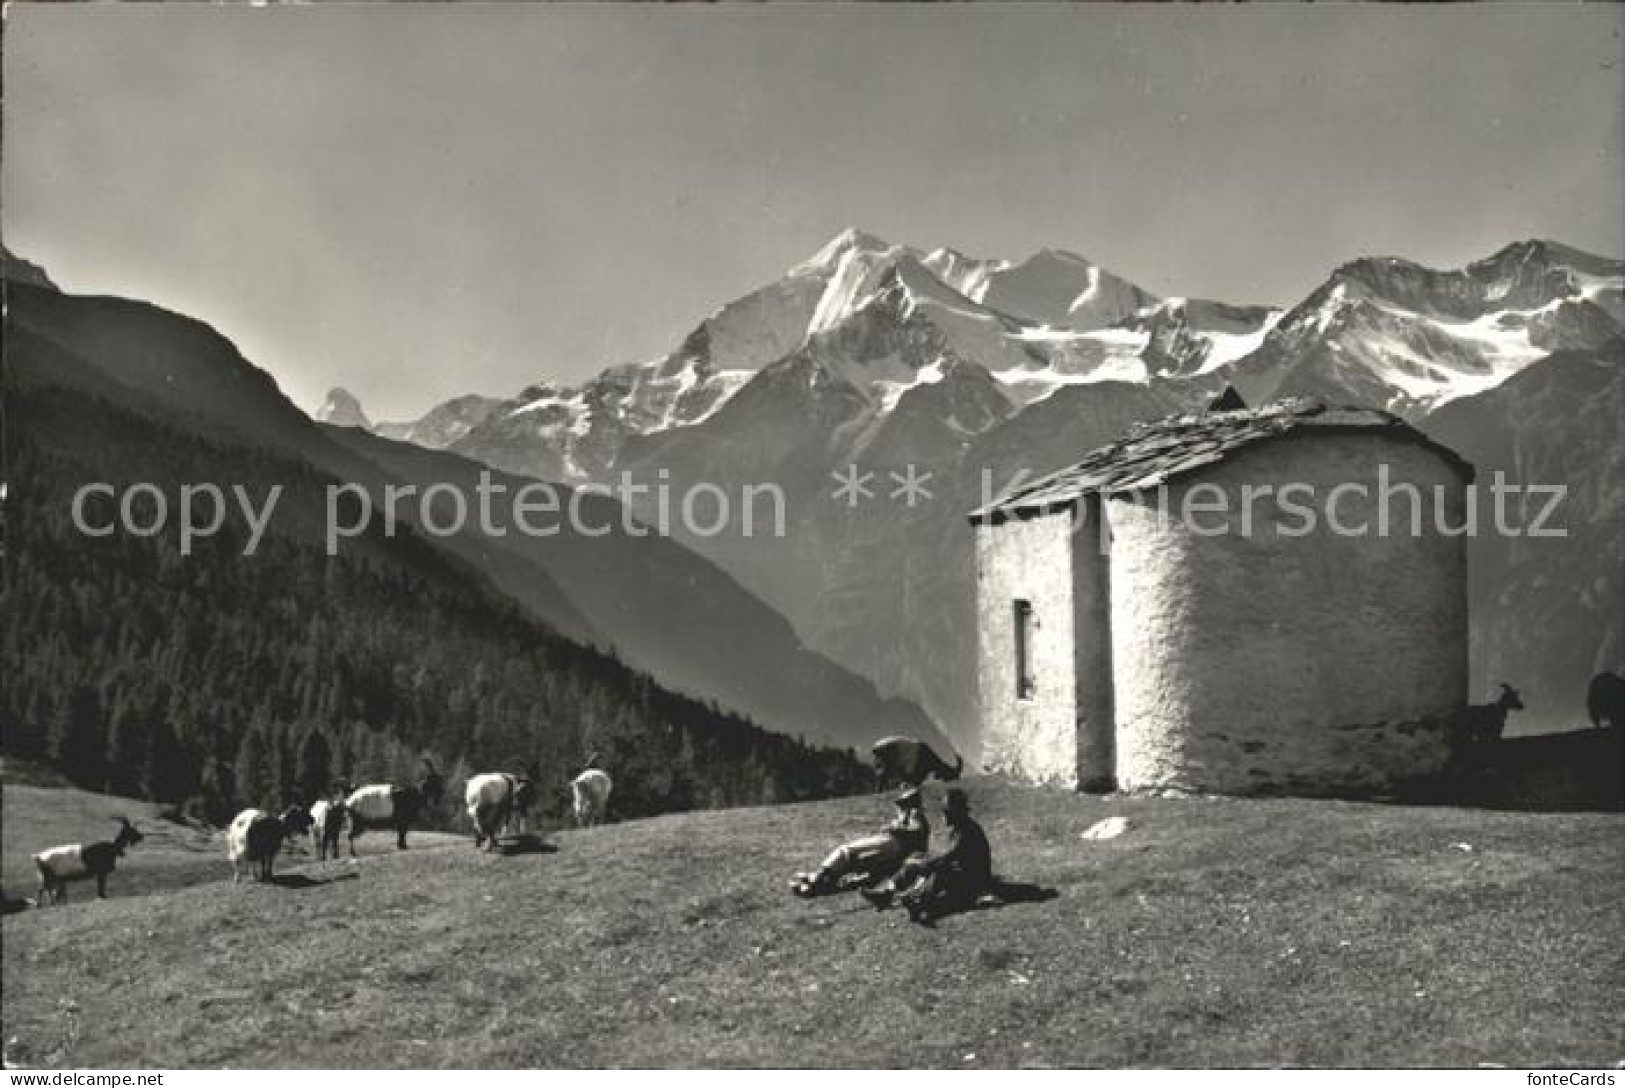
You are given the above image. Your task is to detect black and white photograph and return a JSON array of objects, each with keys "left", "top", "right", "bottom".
[{"left": 2, "top": 2, "right": 1621, "bottom": 1073}]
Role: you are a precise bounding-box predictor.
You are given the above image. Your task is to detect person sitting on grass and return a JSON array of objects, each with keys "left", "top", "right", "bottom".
[
  {"left": 862, "top": 787, "right": 993, "bottom": 923},
  {"left": 790, "top": 787, "right": 930, "bottom": 898}
]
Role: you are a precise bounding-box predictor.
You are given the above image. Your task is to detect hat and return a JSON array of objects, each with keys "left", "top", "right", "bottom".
[
  {"left": 943, "top": 788, "right": 970, "bottom": 815},
  {"left": 894, "top": 787, "right": 923, "bottom": 809}
]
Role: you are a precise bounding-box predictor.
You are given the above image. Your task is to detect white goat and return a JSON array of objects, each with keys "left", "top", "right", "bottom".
[
  {"left": 570, "top": 769, "right": 612, "bottom": 828},
  {"left": 308, "top": 798, "right": 348, "bottom": 862},
  {"left": 465, "top": 770, "right": 538, "bottom": 850}
]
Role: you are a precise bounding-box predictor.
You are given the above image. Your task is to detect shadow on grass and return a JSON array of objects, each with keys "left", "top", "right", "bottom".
[
  {"left": 1376, "top": 727, "right": 1622, "bottom": 813},
  {"left": 787, "top": 873, "right": 889, "bottom": 900},
  {"left": 982, "top": 878, "right": 1061, "bottom": 908},
  {"left": 910, "top": 878, "right": 1061, "bottom": 928},
  {"left": 268, "top": 871, "right": 361, "bottom": 890},
  {"left": 494, "top": 834, "right": 558, "bottom": 856},
  {"left": 815, "top": 877, "right": 1062, "bottom": 925}
]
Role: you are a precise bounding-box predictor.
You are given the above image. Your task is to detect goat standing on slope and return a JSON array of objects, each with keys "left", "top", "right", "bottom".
[
  {"left": 872, "top": 736, "right": 964, "bottom": 789},
  {"left": 228, "top": 806, "right": 315, "bottom": 883},
  {"left": 571, "top": 768, "right": 613, "bottom": 828},
  {"left": 308, "top": 789, "right": 349, "bottom": 862},
  {"left": 1457, "top": 683, "right": 1525, "bottom": 747},
  {"left": 465, "top": 765, "right": 539, "bottom": 850},
  {"left": 344, "top": 758, "right": 446, "bottom": 854},
  {"left": 1587, "top": 671, "right": 1624, "bottom": 730},
  {"left": 33, "top": 817, "right": 144, "bottom": 906}
]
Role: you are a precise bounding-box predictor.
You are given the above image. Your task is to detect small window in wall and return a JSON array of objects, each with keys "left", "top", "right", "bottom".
[{"left": 1014, "top": 599, "right": 1036, "bottom": 700}]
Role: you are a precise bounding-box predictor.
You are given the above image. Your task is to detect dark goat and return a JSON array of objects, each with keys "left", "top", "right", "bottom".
[
  {"left": 513, "top": 772, "right": 539, "bottom": 832},
  {"left": 1587, "top": 671, "right": 1624, "bottom": 730},
  {"left": 872, "top": 736, "right": 964, "bottom": 788},
  {"left": 229, "top": 805, "right": 315, "bottom": 883},
  {"left": 33, "top": 817, "right": 144, "bottom": 905},
  {"left": 1459, "top": 683, "right": 1525, "bottom": 746}
]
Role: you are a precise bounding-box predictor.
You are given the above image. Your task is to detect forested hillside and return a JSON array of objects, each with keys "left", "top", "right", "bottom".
[
  {"left": 2, "top": 353, "right": 872, "bottom": 824},
  {"left": 4, "top": 276, "right": 948, "bottom": 754}
]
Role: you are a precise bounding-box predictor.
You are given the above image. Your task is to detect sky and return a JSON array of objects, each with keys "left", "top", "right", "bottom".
[{"left": 5, "top": 4, "right": 1623, "bottom": 421}]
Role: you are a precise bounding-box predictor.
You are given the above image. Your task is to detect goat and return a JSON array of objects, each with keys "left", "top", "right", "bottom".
[
  {"left": 1458, "top": 683, "right": 1525, "bottom": 747},
  {"left": 33, "top": 817, "right": 144, "bottom": 906},
  {"left": 1587, "top": 671, "right": 1624, "bottom": 730},
  {"left": 308, "top": 795, "right": 349, "bottom": 862},
  {"left": 465, "top": 766, "right": 539, "bottom": 850},
  {"left": 344, "top": 758, "right": 445, "bottom": 854},
  {"left": 228, "top": 806, "right": 314, "bottom": 884},
  {"left": 570, "top": 768, "right": 612, "bottom": 828},
  {"left": 871, "top": 736, "right": 964, "bottom": 788}
]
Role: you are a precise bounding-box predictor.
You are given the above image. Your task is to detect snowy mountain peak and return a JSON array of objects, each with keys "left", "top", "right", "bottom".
[
  {"left": 315, "top": 387, "right": 371, "bottom": 429},
  {"left": 1477, "top": 238, "right": 1620, "bottom": 278},
  {"left": 1229, "top": 241, "right": 1624, "bottom": 414},
  {"left": 403, "top": 231, "right": 1292, "bottom": 482},
  {"left": 920, "top": 247, "right": 1010, "bottom": 300},
  {"left": 792, "top": 227, "right": 894, "bottom": 276},
  {"left": 1324, "top": 240, "right": 1622, "bottom": 323},
  {"left": 1031, "top": 247, "right": 1092, "bottom": 266},
  {"left": 377, "top": 235, "right": 1617, "bottom": 492},
  {"left": 975, "top": 247, "right": 1158, "bottom": 330}
]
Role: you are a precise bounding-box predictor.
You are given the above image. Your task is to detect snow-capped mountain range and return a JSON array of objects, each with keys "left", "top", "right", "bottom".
[
  {"left": 337, "top": 228, "right": 1276, "bottom": 481},
  {"left": 1229, "top": 240, "right": 1624, "bottom": 413},
  {"left": 321, "top": 232, "right": 1622, "bottom": 747},
  {"left": 335, "top": 231, "right": 1620, "bottom": 484}
]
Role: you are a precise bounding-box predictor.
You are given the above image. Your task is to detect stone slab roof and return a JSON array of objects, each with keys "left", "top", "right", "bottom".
[{"left": 967, "top": 399, "right": 1474, "bottom": 523}]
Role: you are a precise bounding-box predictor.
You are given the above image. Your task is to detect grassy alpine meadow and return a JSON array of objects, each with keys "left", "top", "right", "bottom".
[
  {"left": 2, "top": 775, "right": 1621, "bottom": 1068},
  {"left": 0, "top": 764, "right": 466, "bottom": 910}
]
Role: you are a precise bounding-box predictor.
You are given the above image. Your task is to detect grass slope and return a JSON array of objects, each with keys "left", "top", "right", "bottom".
[
  {"left": 2, "top": 779, "right": 1621, "bottom": 1068},
  {"left": 0, "top": 771, "right": 465, "bottom": 909},
  {"left": 2, "top": 781, "right": 218, "bottom": 908}
]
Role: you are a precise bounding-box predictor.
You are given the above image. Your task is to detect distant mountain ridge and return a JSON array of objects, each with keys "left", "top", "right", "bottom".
[
  {"left": 3, "top": 245, "right": 58, "bottom": 291},
  {"left": 346, "top": 228, "right": 1287, "bottom": 482},
  {"left": 374, "top": 394, "right": 503, "bottom": 448},
  {"left": 353, "top": 232, "right": 1619, "bottom": 490},
  {"left": 315, "top": 387, "right": 371, "bottom": 429},
  {"left": 1229, "top": 240, "right": 1624, "bottom": 415},
  {"left": 1423, "top": 338, "right": 1624, "bottom": 726}
]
